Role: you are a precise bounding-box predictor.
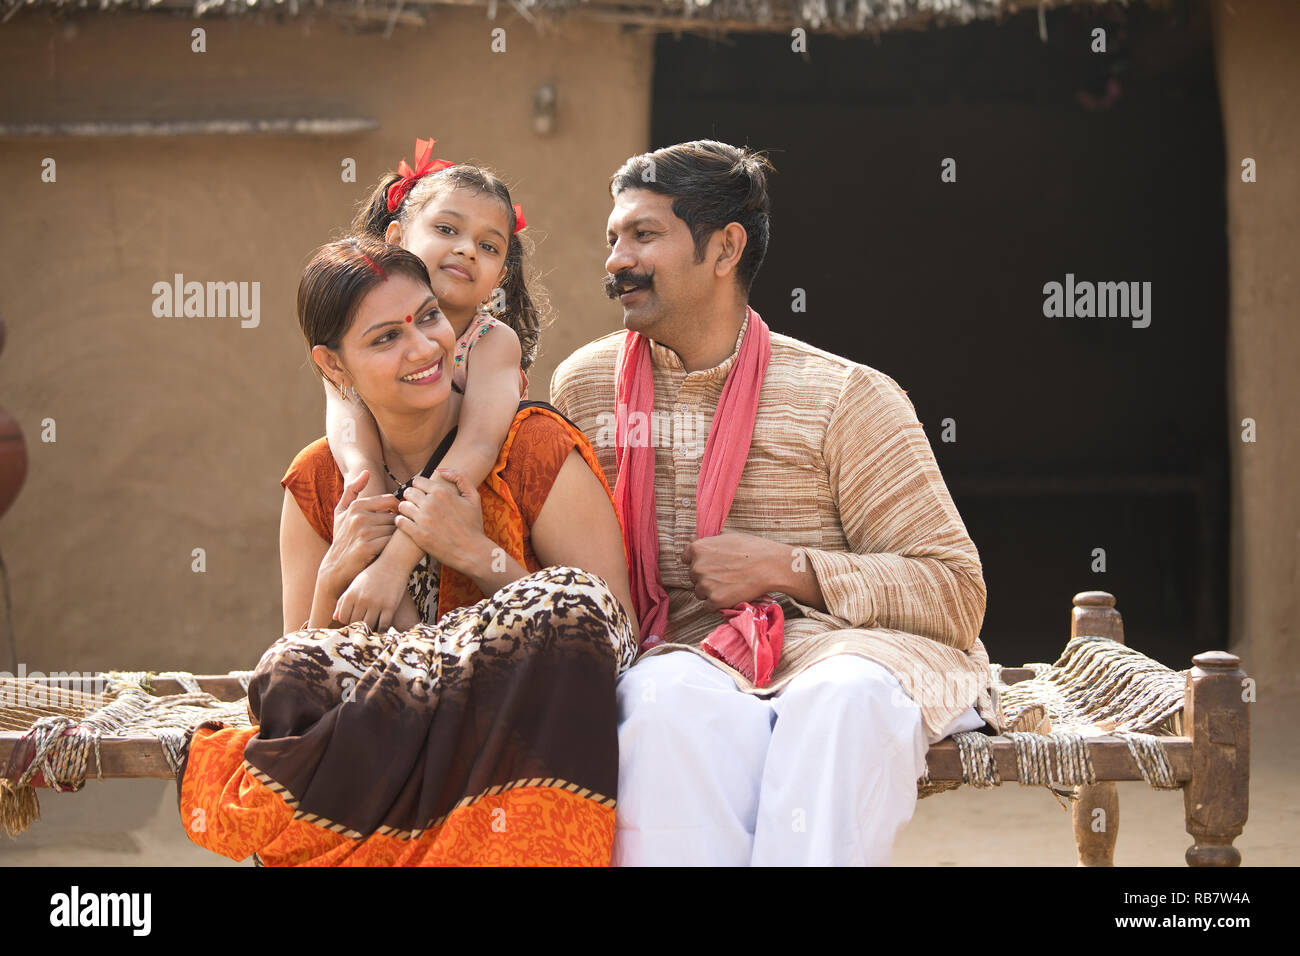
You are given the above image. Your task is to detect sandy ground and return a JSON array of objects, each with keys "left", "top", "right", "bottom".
[{"left": 3, "top": 688, "right": 1295, "bottom": 867}]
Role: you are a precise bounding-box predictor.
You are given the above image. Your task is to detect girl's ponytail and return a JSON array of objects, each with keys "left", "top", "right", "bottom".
[
  {"left": 351, "top": 174, "right": 403, "bottom": 241},
  {"left": 501, "top": 231, "right": 544, "bottom": 371}
]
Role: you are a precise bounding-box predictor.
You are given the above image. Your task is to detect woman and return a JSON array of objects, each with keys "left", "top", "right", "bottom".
[{"left": 178, "top": 237, "right": 638, "bottom": 866}]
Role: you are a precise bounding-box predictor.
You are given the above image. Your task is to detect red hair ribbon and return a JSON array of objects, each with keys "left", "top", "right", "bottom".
[
  {"left": 384, "top": 136, "right": 530, "bottom": 235},
  {"left": 386, "top": 137, "right": 455, "bottom": 214}
]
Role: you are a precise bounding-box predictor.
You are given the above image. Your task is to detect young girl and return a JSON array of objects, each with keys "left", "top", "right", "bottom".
[{"left": 326, "top": 138, "right": 545, "bottom": 631}]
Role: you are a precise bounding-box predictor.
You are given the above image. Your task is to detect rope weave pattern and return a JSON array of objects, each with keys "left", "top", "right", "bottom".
[
  {"left": 9, "top": 673, "right": 252, "bottom": 792},
  {"left": 952, "top": 730, "right": 1000, "bottom": 789},
  {"left": 1122, "top": 732, "right": 1180, "bottom": 790},
  {"left": 1007, "top": 730, "right": 1096, "bottom": 786},
  {"left": 942, "top": 726, "right": 1179, "bottom": 792},
  {"left": 0, "top": 681, "right": 112, "bottom": 733},
  {"left": 999, "top": 636, "right": 1187, "bottom": 736},
  {"left": 920, "top": 636, "right": 1188, "bottom": 799}
]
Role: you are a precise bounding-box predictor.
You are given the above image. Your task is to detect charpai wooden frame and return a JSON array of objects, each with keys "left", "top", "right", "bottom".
[{"left": 0, "top": 589, "right": 1250, "bottom": 866}]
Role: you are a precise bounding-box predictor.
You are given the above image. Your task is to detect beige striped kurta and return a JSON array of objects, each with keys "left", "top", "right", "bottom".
[{"left": 550, "top": 314, "right": 1001, "bottom": 743}]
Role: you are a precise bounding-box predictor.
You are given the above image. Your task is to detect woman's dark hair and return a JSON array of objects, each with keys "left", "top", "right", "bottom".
[
  {"left": 297, "top": 236, "right": 433, "bottom": 383},
  {"left": 352, "top": 162, "right": 546, "bottom": 371},
  {"left": 609, "top": 140, "right": 774, "bottom": 295}
]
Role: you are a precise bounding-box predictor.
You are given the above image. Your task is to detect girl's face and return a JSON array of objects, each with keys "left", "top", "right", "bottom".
[
  {"left": 324, "top": 273, "right": 457, "bottom": 416},
  {"left": 388, "top": 185, "right": 512, "bottom": 317}
]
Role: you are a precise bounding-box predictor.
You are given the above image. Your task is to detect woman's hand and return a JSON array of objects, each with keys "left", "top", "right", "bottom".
[
  {"left": 395, "top": 469, "right": 495, "bottom": 573},
  {"left": 319, "top": 470, "right": 401, "bottom": 595}
]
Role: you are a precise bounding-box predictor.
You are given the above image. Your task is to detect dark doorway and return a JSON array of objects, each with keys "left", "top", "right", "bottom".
[{"left": 650, "top": 4, "right": 1228, "bottom": 670}]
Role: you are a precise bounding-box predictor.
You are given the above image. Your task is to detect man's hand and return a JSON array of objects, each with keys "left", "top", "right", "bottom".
[
  {"left": 682, "top": 532, "right": 784, "bottom": 610},
  {"left": 683, "top": 531, "right": 827, "bottom": 612}
]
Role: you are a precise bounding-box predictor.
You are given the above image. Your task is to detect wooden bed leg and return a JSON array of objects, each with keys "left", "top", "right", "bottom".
[
  {"left": 1184, "top": 650, "right": 1249, "bottom": 867},
  {"left": 1070, "top": 591, "right": 1124, "bottom": 866},
  {"left": 1073, "top": 782, "right": 1119, "bottom": 866}
]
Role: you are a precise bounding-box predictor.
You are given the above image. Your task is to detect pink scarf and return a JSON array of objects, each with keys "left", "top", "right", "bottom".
[{"left": 613, "top": 306, "right": 784, "bottom": 686}]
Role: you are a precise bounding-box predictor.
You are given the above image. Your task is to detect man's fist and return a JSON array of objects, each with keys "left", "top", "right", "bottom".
[{"left": 681, "top": 531, "right": 783, "bottom": 611}]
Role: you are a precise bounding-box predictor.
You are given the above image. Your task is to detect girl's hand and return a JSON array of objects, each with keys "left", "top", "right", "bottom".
[
  {"left": 333, "top": 562, "right": 411, "bottom": 632},
  {"left": 395, "top": 469, "right": 492, "bottom": 573},
  {"left": 392, "top": 590, "right": 422, "bottom": 631},
  {"left": 321, "top": 470, "right": 400, "bottom": 593}
]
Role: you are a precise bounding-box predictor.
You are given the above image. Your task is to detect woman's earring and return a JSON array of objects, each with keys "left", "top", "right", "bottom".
[{"left": 335, "top": 380, "right": 349, "bottom": 401}]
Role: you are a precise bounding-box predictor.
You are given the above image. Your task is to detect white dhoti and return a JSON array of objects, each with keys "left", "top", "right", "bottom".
[{"left": 612, "top": 650, "right": 985, "bottom": 866}]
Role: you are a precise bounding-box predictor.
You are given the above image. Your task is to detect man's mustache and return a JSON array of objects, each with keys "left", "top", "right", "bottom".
[{"left": 604, "top": 270, "right": 653, "bottom": 300}]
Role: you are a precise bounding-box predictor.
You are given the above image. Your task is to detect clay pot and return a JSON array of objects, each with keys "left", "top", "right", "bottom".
[{"left": 0, "top": 318, "right": 28, "bottom": 518}]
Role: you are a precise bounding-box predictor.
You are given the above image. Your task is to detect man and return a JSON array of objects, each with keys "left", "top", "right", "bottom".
[{"left": 550, "top": 140, "right": 1000, "bottom": 866}]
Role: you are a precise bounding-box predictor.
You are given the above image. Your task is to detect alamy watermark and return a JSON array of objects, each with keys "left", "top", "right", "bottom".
[
  {"left": 889, "top": 664, "right": 986, "bottom": 712},
  {"left": 593, "top": 404, "right": 708, "bottom": 458},
  {"left": 1042, "top": 273, "right": 1151, "bottom": 328},
  {"left": 152, "top": 273, "right": 260, "bottom": 328},
  {"left": 0, "top": 666, "right": 96, "bottom": 709},
  {"left": 49, "top": 886, "right": 151, "bottom": 936}
]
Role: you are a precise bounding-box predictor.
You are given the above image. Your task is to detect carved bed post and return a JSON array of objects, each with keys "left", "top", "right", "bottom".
[
  {"left": 1070, "top": 591, "right": 1122, "bottom": 866},
  {"left": 1183, "top": 650, "right": 1249, "bottom": 866}
]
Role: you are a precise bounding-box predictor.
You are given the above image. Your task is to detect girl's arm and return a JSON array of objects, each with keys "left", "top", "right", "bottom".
[
  {"left": 437, "top": 324, "right": 524, "bottom": 489},
  {"left": 334, "top": 329, "right": 522, "bottom": 631},
  {"left": 332, "top": 330, "right": 522, "bottom": 630},
  {"left": 324, "top": 378, "right": 425, "bottom": 629},
  {"left": 324, "top": 378, "right": 387, "bottom": 498},
  {"left": 357, "top": 325, "right": 520, "bottom": 581}
]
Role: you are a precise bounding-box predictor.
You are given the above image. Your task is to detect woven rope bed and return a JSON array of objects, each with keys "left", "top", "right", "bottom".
[
  {"left": 918, "top": 634, "right": 1187, "bottom": 800},
  {"left": 0, "top": 590, "right": 1251, "bottom": 866},
  {"left": 0, "top": 671, "right": 253, "bottom": 835}
]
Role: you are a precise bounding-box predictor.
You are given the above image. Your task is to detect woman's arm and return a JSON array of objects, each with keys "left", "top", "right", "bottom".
[
  {"left": 279, "top": 486, "right": 334, "bottom": 634},
  {"left": 324, "top": 378, "right": 387, "bottom": 498},
  {"left": 280, "top": 487, "right": 360, "bottom": 632},
  {"left": 528, "top": 450, "right": 639, "bottom": 642}
]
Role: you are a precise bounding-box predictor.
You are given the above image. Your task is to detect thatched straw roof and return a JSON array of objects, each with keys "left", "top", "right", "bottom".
[{"left": 1, "top": 0, "right": 1137, "bottom": 36}]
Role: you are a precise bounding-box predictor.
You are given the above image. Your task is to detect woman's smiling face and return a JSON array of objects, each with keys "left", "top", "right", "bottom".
[
  {"left": 389, "top": 185, "right": 512, "bottom": 315},
  {"left": 335, "top": 273, "right": 457, "bottom": 414}
]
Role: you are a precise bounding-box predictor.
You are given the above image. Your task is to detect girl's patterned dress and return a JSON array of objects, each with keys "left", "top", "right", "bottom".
[{"left": 451, "top": 310, "right": 530, "bottom": 398}]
